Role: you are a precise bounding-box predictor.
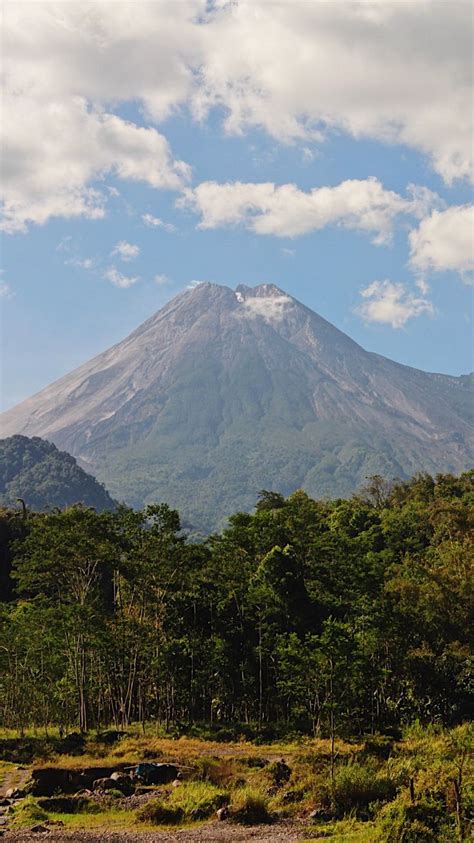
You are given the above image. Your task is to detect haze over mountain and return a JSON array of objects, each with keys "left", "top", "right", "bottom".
[{"left": 1, "top": 283, "right": 472, "bottom": 531}]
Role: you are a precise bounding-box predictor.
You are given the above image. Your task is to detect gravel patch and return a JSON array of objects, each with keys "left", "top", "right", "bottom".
[{"left": 2, "top": 819, "right": 313, "bottom": 841}]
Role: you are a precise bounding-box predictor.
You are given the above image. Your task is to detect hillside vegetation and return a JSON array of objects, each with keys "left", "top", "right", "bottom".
[{"left": 0, "top": 435, "right": 116, "bottom": 513}]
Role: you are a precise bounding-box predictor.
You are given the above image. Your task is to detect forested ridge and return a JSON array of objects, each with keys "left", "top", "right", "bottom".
[
  {"left": 0, "top": 471, "right": 472, "bottom": 737},
  {"left": 0, "top": 435, "right": 116, "bottom": 513}
]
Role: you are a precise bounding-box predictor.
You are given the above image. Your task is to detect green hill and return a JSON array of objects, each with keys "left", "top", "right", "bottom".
[{"left": 0, "top": 435, "right": 116, "bottom": 512}]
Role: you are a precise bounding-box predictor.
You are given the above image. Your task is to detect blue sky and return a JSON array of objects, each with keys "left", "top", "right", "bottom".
[{"left": 1, "top": 1, "right": 473, "bottom": 412}]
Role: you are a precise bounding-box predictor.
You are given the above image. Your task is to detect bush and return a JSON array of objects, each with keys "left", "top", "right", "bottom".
[
  {"left": 37, "top": 797, "right": 100, "bottom": 814},
  {"left": 331, "top": 764, "right": 396, "bottom": 818},
  {"left": 193, "top": 756, "right": 235, "bottom": 785},
  {"left": 361, "top": 735, "right": 394, "bottom": 760},
  {"left": 136, "top": 799, "right": 184, "bottom": 825},
  {"left": 170, "top": 781, "right": 229, "bottom": 820},
  {"left": 266, "top": 760, "right": 292, "bottom": 787},
  {"left": 240, "top": 756, "right": 268, "bottom": 769},
  {"left": 232, "top": 789, "right": 272, "bottom": 825},
  {"left": 378, "top": 796, "right": 457, "bottom": 842}
]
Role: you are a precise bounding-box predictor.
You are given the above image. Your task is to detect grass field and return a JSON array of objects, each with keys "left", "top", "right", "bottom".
[{"left": 0, "top": 723, "right": 472, "bottom": 841}]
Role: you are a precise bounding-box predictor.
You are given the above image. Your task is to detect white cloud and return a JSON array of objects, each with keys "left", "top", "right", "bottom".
[
  {"left": 240, "top": 293, "right": 293, "bottom": 323},
  {"left": 409, "top": 205, "right": 474, "bottom": 282},
  {"left": 1, "top": 0, "right": 472, "bottom": 236},
  {"left": 1, "top": 95, "right": 190, "bottom": 233},
  {"left": 65, "top": 256, "right": 95, "bottom": 271},
  {"left": 142, "top": 214, "right": 176, "bottom": 232},
  {"left": 104, "top": 266, "right": 140, "bottom": 289},
  {"left": 180, "top": 178, "right": 440, "bottom": 244},
  {"left": 356, "top": 280, "right": 434, "bottom": 328},
  {"left": 0, "top": 283, "right": 14, "bottom": 300},
  {"left": 112, "top": 241, "right": 140, "bottom": 261},
  {"left": 195, "top": 1, "right": 473, "bottom": 184},
  {"left": 154, "top": 273, "right": 170, "bottom": 286}
]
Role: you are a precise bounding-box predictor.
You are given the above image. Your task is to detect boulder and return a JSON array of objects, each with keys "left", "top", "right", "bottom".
[
  {"left": 216, "top": 807, "right": 229, "bottom": 821},
  {"left": 92, "top": 777, "right": 117, "bottom": 791},
  {"left": 132, "top": 762, "right": 178, "bottom": 785},
  {"left": 30, "top": 764, "right": 131, "bottom": 795},
  {"left": 108, "top": 775, "right": 133, "bottom": 795}
]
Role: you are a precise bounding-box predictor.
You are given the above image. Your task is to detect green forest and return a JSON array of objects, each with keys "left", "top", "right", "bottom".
[
  {"left": 0, "top": 471, "right": 472, "bottom": 841},
  {"left": 0, "top": 470, "right": 472, "bottom": 736}
]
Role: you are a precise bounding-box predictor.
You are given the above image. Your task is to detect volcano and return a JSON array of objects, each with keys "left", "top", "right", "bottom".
[{"left": 1, "top": 282, "right": 472, "bottom": 530}]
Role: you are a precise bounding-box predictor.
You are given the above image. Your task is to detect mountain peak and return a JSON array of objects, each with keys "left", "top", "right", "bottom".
[
  {"left": 1, "top": 282, "right": 472, "bottom": 531},
  {"left": 235, "top": 282, "right": 287, "bottom": 298}
]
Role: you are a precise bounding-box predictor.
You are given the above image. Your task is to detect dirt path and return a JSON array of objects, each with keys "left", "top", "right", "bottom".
[
  {"left": 0, "top": 766, "right": 30, "bottom": 798},
  {"left": 2, "top": 820, "right": 314, "bottom": 842}
]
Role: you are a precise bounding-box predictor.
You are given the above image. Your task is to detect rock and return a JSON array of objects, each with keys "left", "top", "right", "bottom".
[
  {"left": 172, "top": 778, "right": 181, "bottom": 788},
  {"left": 92, "top": 777, "right": 117, "bottom": 791},
  {"left": 108, "top": 775, "right": 133, "bottom": 795},
  {"left": 5, "top": 788, "right": 23, "bottom": 799},
  {"left": 216, "top": 807, "right": 229, "bottom": 821},
  {"left": 132, "top": 762, "right": 178, "bottom": 785},
  {"left": 30, "top": 825, "right": 48, "bottom": 833}
]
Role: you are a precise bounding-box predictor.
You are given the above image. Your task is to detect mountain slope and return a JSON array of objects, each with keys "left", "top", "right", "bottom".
[
  {"left": 1, "top": 283, "right": 472, "bottom": 530},
  {"left": 0, "top": 435, "right": 116, "bottom": 512}
]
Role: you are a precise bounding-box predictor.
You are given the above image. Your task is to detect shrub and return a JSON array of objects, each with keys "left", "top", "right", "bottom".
[
  {"left": 136, "top": 799, "right": 184, "bottom": 825},
  {"left": 240, "top": 756, "right": 268, "bottom": 769},
  {"left": 361, "top": 735, "right": 394, "bottom": 760},
  {"left": 193, "top": 756, "right": 235, "bottom": 785},
  {"left": 170, "top": 781, "right": 229, "bottom": 820},
  {"left": 232, "top": 788, "right": 272, "bottom": 825},
  {"left": 378, "top": 796, "right": 457, "bottom": 842},
  {"left": 331, "top": 764, "right": 396, "bottom": 818},
  {"left": 266, "top": 760, "right": 292, "bottom": 787},
  {"left": 37, "top": 797, "right": 100, "bottom": 814}
]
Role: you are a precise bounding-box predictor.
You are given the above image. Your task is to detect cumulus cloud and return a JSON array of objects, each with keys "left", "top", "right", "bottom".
[
  {"left": 112, "top": 241, "right": 140, "bottom": 261},
  {"left": 1, "top": 0, "right": 472, "bottom": 236},
  {"left": 356, "top": 280, "right": 434, "bottom": 328},
  {"left": 1, "top": 95, "right": 190, "bottom": 233},
  {"left": 409, "top": 205, "right": 474, "bottom": 282},
  {"left": 104, "top": 267, "right": 140, "bottom": 289},
  {"left": 154, "top": 273, "right": 171, "bottom": 286},
  {"left": 195, "top": 1, "right": 473, "bottom": 183},
  {"left": 180, "top": 178, "right": 440, "bottom": 244},
  {"left": 142, "top": 214, "right": 176, "bottom": 232}
]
